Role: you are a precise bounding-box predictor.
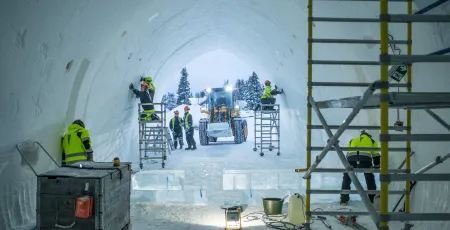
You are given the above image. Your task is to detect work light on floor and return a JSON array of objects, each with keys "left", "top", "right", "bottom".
[{"left": 222, "top": 206, "right": 242, "bottom": 230}]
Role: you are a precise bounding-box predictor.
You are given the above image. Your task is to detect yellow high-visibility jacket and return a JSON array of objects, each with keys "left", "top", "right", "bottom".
[
  {"left": 261, "top": 86, "right": 274, "bottom": 99},
  {"left": 62, "top": 124, "right": 93, "bottom": 164},
  {"left": 347, "top": 134, "right": 380, "bottom": 163},
  {"left": 184, "top": 112, "right": 193, "bottom": 129}
]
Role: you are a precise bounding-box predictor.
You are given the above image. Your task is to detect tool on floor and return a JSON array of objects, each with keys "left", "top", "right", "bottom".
[
  {"left": 335, "top": 215, "right": 368, "bottom": 230},
  {"left": 316, "top": 216, "right": 331, "bottom": 229}
]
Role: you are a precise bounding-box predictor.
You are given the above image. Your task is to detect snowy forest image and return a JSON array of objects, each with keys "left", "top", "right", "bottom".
[{"left": 162, "top": 67, "right": 264, "bottom": 111}]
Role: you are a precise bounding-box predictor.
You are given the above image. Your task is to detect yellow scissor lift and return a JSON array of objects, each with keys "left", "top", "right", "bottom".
[{"left": 296, "top": 0, "right": 450, "bottom": 229}]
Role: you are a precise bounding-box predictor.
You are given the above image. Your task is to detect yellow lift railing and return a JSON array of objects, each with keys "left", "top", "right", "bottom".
[{"left": 297, "top": 0, "right": 450, "bottom": 230}]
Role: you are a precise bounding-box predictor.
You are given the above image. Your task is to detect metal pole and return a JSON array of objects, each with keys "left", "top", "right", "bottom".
[
  {"left": 254, "top": 110, "right": 256, "bottom": 150},
  {"left": 425, "top": 109, "right": 450, "bottom": 131},
  {"left": 404, "top": 2, "right": 413, "bottom": 229},
  {"left": 138, "top": 103, "right": 142, "bottom": 166},
  {"left": 278, "top": 108, "right": 280, "bottom": 154},
  {"left": 415, "top": 0, "right": 449, "bottom": 15},
  {"left": 303, "top": 82, "right": 377, "bottom": 179},
  {"left": 397, "top": 151, "right": 415, "bottom": 171},
  {"left": 305, "top": 0, "right": 313, "bottom": 228},
  {"left": 416, "top": 152, "right": 450, "bottom": 174},
  {"left": 380, "top": 0, "right": 390, "bottom": 229},
  {"left": 393, "top": 152, "right": 450, "bottom": 212},
  {"left": 260, "top": 111, "right": 263, "bottom": 155},
  {"left": 309, "top": 97, "right": 380, "bottom": 224}
]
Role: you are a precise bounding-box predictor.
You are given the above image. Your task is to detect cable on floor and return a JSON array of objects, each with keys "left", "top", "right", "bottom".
[{"left": 241, "top": 212, "right": 302, "bottom": 230}]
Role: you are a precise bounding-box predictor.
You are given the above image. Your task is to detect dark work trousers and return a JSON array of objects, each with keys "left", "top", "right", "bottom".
[
  {"left": 261, "top": 98, "right": 276, "bottom": 110},
  {"left": 341, "top": 160, "right": 376, "bottom": 203},
  {"left": 172, "top": 131, "right": 184, "bottom": 149},
  {"left": 186, "top": 128, "right": 196, "bottom": 148}
]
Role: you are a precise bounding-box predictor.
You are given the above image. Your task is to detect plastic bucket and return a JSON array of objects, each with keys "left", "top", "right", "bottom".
[{"left": 262, "top": 198, "right": 284, "bottom": 216}]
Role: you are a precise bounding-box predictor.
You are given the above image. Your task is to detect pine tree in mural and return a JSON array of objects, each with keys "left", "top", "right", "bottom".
[
  {"left": 176, "top": 67, "right": 193, "bottom": 105},
  {"left": 245, "top": 72, "right": 263, "bottom": 110},
  {"left": 162, "top": 92, "right": 177, "bottom": 111}
]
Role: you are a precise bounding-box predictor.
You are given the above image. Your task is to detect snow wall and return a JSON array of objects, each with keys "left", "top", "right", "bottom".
[{"left": 1, "top": 0, "right": 450, "bottom": 229}]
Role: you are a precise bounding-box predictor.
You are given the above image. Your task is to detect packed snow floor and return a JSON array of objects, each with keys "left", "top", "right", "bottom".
[
  {"left": 129, "top": 117, "right": 403, "bottom": 229},
  {"left": 130, "top": 202, "right": 403, "bottom": 230}
]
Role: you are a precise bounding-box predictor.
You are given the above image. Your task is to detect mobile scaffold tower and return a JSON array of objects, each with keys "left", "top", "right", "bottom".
[
  {"left": 138, "top": 102, "right": 167, "bottom": 169},
  {"left": 295, "top": 0, "right": 450, "bottom": 230},
  {"left": 254, "top": 103, "right": 281, "bottom": 156}
]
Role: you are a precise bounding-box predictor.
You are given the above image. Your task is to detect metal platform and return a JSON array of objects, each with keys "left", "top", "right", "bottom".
[{"left": 314, "top": 92, "right": 450, "bottom": 109}]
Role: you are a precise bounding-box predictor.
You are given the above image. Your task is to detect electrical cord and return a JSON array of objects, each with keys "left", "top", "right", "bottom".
[
  {"left": 387, "top": 33, "right": 405, "bottom": 120},
  {"left": 240, "top": 196, "right": 332, "bottom": 230},
  {"left": 308, "top": 208, "right": 332, "bottom": 229},
  {"left": 387, "top": 33, "right": 403, "bottom": 85},
  {"left": 241, "top": 212, "right": 301, "bottom": 230},
  {"left": 388, "top": 33, "right": 402, "bottom": 56}
]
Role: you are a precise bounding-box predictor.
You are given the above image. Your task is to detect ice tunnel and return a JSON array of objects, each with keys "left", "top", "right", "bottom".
[{"left": 1, "top": 0, "right": 450, "bottom": 229}]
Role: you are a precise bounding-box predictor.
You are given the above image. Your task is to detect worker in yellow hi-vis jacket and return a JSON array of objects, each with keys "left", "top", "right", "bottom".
[
  {"left": 61, "top": 119, "right": 93, "bottom": 165},
  {"left": 170, "top": 110, "right": 184, "bottom": 149},
  {"left": 340, "top": 130, "right": 380, "bottom": 205},
  {"left": 256, "top": 80, "right": 284, "bottom": 111}
]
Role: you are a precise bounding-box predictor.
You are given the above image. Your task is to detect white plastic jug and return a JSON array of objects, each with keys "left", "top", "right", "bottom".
[{"left": 288, "top": 193, "right": 306, "bottom": 226}]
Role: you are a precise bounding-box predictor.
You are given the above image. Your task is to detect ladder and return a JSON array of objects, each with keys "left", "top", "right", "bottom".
[
  {"left": 164, "top": 127, "right": 175, "bottom": 152},
  {"left": 297, "top": 1, "right": 450, "bottom": 230},
  {"left": 253, "top": 103, "right": 280, "bottom": 156},
  {"left": 138, "top": 102, "right": 167, "bottom": 169}
]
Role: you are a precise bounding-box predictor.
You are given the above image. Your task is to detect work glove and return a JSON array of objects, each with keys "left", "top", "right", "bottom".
[
  {"left": 140, "top": 77, "right": 145, "bottom": 82},
  {"left": 129, "top": 83, "right": 134, "bottom": 90}
]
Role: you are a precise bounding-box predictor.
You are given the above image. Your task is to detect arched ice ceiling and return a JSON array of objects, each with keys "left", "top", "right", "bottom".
[{"left": 1, "top": 0, "right": 450, "bottom": 229}]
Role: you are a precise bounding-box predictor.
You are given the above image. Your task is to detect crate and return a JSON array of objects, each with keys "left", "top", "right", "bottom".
[{"left": 36, "top": 162, "right": 132, "bottom": 230}]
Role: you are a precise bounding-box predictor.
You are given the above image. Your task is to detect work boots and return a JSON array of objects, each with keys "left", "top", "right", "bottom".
[
  {"left": 191, "top": 145, "right": 197, "bottom": 150},
  {"left": 185, "top": 146, "right": 192, "bottom": 150}
]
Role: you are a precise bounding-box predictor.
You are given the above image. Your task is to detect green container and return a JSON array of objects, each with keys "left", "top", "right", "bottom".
[{"left": 262, "top": 198, "right": 284, "bottom": 215}]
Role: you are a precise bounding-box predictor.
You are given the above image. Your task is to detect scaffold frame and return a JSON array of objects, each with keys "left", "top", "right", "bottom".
[
  {"left": 253, "top": 103, "right": 281, "bottom": 156},
  {"left": 138, "top": 102, "right": 167, "bottom": 169},
  {"left": 298, "top": 1, "right": 450, "bottom": 229}
]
